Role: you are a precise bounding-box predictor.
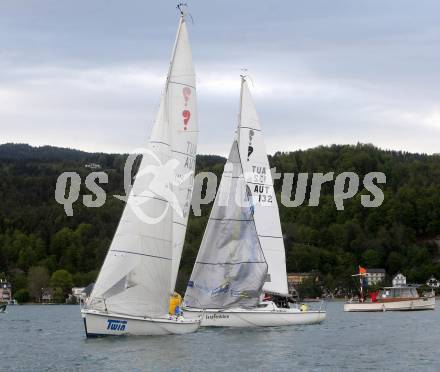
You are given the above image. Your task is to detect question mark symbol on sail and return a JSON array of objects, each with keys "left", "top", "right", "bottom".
[
  {"left": 182, "top": 87, "right": 191, "bottom": 106},
  {"left": 247, "top": 129, "right": 255, "bottom": 160},
  {"left": 182, "top": 110, "right": 191, "bottom": 131}
]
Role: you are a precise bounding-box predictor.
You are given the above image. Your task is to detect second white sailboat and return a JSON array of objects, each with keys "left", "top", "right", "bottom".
[{"left": 183, "top": 77, "right": 326, "bottom": 327}]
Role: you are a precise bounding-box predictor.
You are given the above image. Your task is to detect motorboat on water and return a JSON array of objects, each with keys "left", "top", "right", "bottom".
[
  {"left": 183, "top": 76, "right": 326, "bottom": 327},
  {"left": 81, "top": 8, "right": 201, "bottom": 337},
  {"left": 344, "top": 285, "right": 435, "bottom": 312}
]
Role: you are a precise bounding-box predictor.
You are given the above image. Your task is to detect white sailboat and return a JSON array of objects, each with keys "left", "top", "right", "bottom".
[
  {"left": 183, "top": 76, "right": 326, "bottom": 327},
  {"left": 81, "top": 11, "right": 201, "bottom": 337}
]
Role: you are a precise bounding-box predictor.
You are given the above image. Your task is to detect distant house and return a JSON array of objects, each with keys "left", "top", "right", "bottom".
[
  {"left": 70, "top": 287, "right": 86, "bottom": 304},
  {"left": 85, "top": 163, "right": 101, "bottom": 170},
  {"left": 287, "top": 273, "right": 318, "bottom": 296},
  {"left": 366, "top": 269, "right": 386, "bottom": 286},
  {"left": 0, "top": 279, "right": 12, "bottom": 303},
  {"left": 69, "top": 283, "right": 95, "bottom": 304},
  {"left": 41, "top": 288, "right": 53, "bottom": 303},
  {"left": 287, "top": 273, "right": 314, "bottom": 286},
  {"left": 392, "top": 273, "right": 406, "bottom": 287},
  {"left": 426, "top": 276, "right": 440, "bottom": 288}
]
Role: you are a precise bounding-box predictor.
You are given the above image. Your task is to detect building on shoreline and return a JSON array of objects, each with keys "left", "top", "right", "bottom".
[
  {"left": 84, "top": 163, "right": 101, "bottom": 170},
  {"left": 286, "top": 272, "right": 320, "bottom": 298},
  {"left": 41, "top": 288, "right": 53, "bottom": 303},
  {"left": 366, "top": 268, "right": 386, "bottom": 286},
  {"left": 392, "top": 273, "right": 407, "bottom": 287},
  {"left": 426, "top": 276, "right": 440, "bottom": 288}
]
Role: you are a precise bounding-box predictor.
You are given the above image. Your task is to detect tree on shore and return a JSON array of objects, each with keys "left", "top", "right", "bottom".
[
  {"left": 27, "top": 266, "right": 50, "bottom": 301},
  {"left": 50, "top": 269, "right": 73, "bottom": 303}
]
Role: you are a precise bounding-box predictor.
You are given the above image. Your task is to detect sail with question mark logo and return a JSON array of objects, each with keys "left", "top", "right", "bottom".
[{"left": 81, "top": 9, "right": 200, "bottom": 337}]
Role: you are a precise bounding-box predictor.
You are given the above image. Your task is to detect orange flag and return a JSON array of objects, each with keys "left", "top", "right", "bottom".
[{"left": 359, "top": 266, "right": 367, "bottom": 275}]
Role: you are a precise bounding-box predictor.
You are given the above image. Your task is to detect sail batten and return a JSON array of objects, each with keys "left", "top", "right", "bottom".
[{"left": 109, "top": 250, "right": 172, "bottom": 260}]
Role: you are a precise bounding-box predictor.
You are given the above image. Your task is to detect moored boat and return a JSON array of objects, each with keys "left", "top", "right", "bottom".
[{"left": 344, "top": 286, "right": 435, "bottom": 312}]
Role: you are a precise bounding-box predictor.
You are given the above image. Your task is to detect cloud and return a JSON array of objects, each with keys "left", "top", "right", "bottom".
[{"left": 0, "top": 0, "right": 439, "bottom": 155}]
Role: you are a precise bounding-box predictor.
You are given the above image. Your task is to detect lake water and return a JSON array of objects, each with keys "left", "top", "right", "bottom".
[{"left": 1, "top": 302, "right": 439, "bottom": 371}]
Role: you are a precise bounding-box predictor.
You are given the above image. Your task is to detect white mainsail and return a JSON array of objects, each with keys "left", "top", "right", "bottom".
[
  {"left": 237, "top": 77, "right": 289, "bottom": 295},
  {"left": 167, "top": 18, "right": 198, "bottom": 293},
  {"left": 87, "top": 16, "right": 197, "bottom": 318}
]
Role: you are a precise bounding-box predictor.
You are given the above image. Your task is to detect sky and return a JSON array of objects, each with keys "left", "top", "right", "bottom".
[{"left": 0, "top": 0, "right": 439, "bottom": 156}]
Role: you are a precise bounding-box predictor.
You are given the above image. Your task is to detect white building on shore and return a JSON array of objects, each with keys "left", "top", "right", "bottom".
[
  {"left": 392, "top": 273, "right": 407, "bottom": 287},
  {"left": 426, "top": 276, "right": 440, "bottom": 288},
  {"left": 366, "top": 269, "right": 386, "bottom": 286}
]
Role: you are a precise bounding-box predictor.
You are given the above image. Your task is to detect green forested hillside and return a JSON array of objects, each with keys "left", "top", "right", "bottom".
[{"left": 1, "top": 143, "right": 440, "bottom": 300}]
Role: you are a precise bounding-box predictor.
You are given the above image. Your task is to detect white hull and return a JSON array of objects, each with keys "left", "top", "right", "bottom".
[
  {"left": 183, "top": 306, "right": 326, "bottom": 327},
  {"left": 82, "top": 309, "right": 200, "bottom": 337},
  {"left": 344, "top": 296, "right": 435, "bottom": 312}
]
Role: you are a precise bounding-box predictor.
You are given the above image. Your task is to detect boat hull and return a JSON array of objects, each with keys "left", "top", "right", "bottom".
[
  {"left": 0, "top": 303, "right": 6, "bottom": 313},
  {"left": 344, "top": 296, "right": 435, "bottom": 312},
  {"left": 81, "top": 310, "right": 200, "bottom": 337},
  {"left": 183, "top": 307, "right": 326, "bottom": 327}
]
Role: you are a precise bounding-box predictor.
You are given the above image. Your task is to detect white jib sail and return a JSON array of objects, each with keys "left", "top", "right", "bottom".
[
  {"left": 237, "top": 77, "right": 289, "bottom": 295},
  {"left": 184, "top": 141, "right": 268, "bottom": 309},
  {"left": 87, "top": 16, "right": 196, "bottom": 318}
]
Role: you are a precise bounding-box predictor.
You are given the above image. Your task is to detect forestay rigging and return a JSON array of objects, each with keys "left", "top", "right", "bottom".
[{"left": 184, "top": 140, "right": 268, "bottom": 309}]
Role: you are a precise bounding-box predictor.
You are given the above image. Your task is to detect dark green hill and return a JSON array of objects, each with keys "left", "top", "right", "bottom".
[{"left": 1, "top": 142, "right": 439, "bottom": 297}]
